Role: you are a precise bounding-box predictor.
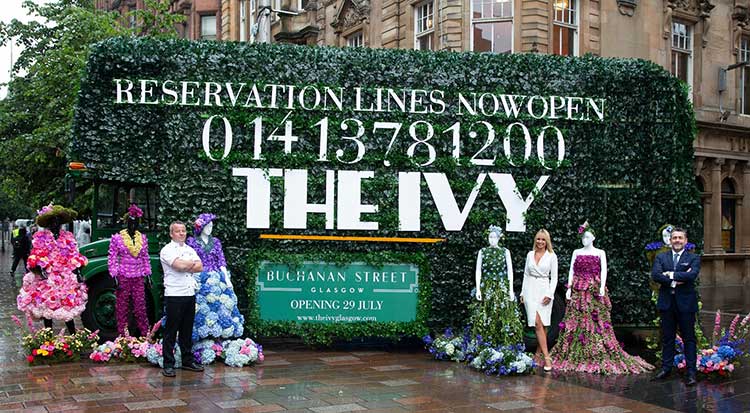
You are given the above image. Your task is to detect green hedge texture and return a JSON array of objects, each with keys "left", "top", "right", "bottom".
[{"left": 71, "top": 37, "right": 700, "bottom": 343}]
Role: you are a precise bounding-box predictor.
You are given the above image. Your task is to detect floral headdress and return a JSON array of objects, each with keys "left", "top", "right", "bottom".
[
  {"left": 35, "top": 203, "right": 77, "bottom": 228},
  {"left": 645, "top": 224, "right": 696, "bottom": 251},
  {"left": 658, "top": 224, "right": 674, "bottom": 237},
  {"left": 194, "top": 213, "right": 216, "bottom": 236},
  {"left": 577, "top": 220, "right": 595, "bottom": 238},
  {"left": 487, "top": 225, "right": 503, "bottom": 239},
  {"left": 121, "top": 204, "right": 143, "bottom": 222}
]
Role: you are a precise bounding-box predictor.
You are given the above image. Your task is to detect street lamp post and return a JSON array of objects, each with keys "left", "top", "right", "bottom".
[{"left": 254, "top": 0, "right": 299, "bottom": 44}]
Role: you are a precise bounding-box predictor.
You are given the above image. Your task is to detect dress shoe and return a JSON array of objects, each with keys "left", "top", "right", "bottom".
[
  {"left": 686, "top": 373, "right": 697, "bottom": 386},
  {"left": 161, "top": 367, "right": 176, "bottom": 377},
  {"left": 650, "top": 370, "right": 671, "bottom": 381},
  {"left": 181, "top": 362, "right": 204, "bottom": 372}
]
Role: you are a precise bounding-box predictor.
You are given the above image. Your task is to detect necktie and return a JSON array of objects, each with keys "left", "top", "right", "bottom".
[{"left": 673, "top": 253, "right": 679, "bottom": 269}]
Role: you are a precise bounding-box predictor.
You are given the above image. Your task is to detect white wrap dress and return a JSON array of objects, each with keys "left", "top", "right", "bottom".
[{"left": 520, "top": 250, "right": 558, "bottom": 327}]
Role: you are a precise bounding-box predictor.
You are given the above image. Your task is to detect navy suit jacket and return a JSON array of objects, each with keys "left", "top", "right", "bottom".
[{"left": 651, "top": 250, "right": 700, "bottom": 313}]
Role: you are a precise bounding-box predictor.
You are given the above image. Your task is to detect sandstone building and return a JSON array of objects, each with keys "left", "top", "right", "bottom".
[{"left": 96, "top": 0, "right": 750, "bottom": 287}]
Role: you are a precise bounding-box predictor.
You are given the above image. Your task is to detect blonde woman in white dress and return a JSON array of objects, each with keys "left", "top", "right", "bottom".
[{"left": 520, "top": 229, "right": 558, "bottom": 372}]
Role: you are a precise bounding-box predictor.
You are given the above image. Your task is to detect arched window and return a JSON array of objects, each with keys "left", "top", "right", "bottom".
[{"left": 722, "top": 178, "right": 736, "bottom": 252}]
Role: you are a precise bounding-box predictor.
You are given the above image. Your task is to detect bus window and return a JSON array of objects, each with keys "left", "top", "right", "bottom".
[
  {"left": 130, "top": 186, "right": 158, "bottom": 231},
  {"left": 96, "top": 184, "right": 116, "bottom": 229},
  {"left": 96, "top": 183, "right": 158, "bottom": 231}
]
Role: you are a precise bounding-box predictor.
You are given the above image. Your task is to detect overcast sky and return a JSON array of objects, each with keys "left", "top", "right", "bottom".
[{"left": 1, "top": 0, "right": 51, "bottom": 99}]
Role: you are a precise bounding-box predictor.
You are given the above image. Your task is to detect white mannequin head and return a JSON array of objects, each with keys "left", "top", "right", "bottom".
[
  {"left": 201, "top": 221, "right": 213, "bottom": 237},
  {"left": 487, "top": 225, "right": 502, "bottom": 247},
  {"left": 488, "top": 232, "right": 500, "bottom": 247},
  {"left": 581, "top": 231, "right": 595, "bottom": 248},
  {"left": 661, "top": 227, "right": 672, "bottom": 246}
]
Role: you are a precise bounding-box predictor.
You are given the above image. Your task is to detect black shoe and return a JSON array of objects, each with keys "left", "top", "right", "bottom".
[
  {"left": 650, "top": 370, "right": 671, "bottom": 381},
  {"left": 686, "top": 374, "right": 697, "bottom": 386},
  {"left": 162, "top": 367, "right": 176, "bottom": 377},
  {"left": 181, "top": 362, "right": 204, "bottom": 372}
]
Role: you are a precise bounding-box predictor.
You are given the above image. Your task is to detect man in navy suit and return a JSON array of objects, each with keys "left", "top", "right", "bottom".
[{"left": 650, "top": 227, "right": 700, "bottom": 386}]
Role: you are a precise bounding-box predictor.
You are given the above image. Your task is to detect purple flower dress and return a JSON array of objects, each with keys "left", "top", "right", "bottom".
[
  {"left": 550, "top": 255, "right": 653, "bottom": 374},
  {"left": 186, "top": 236, "right": 244, "bottom": 341}
]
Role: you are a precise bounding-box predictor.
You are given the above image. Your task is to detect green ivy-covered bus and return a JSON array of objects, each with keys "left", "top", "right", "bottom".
[{"left": 68, "top": 37, "right": 699, "bottom": 346}]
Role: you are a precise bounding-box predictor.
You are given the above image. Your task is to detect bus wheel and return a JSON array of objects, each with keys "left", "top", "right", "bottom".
[{"left": 81, "top": 274, "right": 118, "bottom": 342}]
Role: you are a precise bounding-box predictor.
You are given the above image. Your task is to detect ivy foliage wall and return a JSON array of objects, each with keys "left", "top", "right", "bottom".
[{"left": 71, "top": 38, "right": 700, "bottom": 343}]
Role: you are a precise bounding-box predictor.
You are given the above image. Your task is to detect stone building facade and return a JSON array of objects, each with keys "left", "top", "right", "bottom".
[
  {"left": 98, "top": 0, "right": 750, "bottom": 286},
  {"left": 96, "top": 0, "right": 223, "bottom": 41}
]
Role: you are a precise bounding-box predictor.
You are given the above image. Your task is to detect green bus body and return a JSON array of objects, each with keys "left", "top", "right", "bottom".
[{"left": 70, "top": 171, "right": 164, "bottom": 341}]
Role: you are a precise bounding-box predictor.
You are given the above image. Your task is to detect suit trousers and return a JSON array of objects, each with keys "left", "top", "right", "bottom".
[
  {"left": 660, "top": 294, "right": 697, "bottom": 374},
  {"left": 162, "top": 295, "right": 196, "bottom": 369}
]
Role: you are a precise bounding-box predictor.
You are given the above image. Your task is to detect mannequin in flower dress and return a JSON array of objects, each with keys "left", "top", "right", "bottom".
[
  {"left": 471, "top": 225, "right": 523, "bottom": 346},
  {"left": 550, "top": 221, "right": 653, "bottom": 374},
  {"left": 17, "top": 204, "right": 88, "bottom": 334},
  {"left": 186, "top": 213, "right": 244, "bottom": 341},
  {"left": 108, "top": 204, "right": 151, "bottom": 336}
]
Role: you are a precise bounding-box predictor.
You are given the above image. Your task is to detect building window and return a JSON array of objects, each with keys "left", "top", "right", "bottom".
[
  {"left": 239, "top": 0, "right": 256, "bottom": 42},
  {"left": 671, "top": 21, "right": 692, "bottom": 88},
  {"left": 201, "top": 15, "right": 217, "bottom": 40},
  {"left": 722, "top": 178, "right": 736, "bottom": 253},
  {"left": 741, "top": 37, "right": 750, "bottom": 114},
  {"left": 347, "top": 31, "right": 364, "bottom": 47},
  {"left": 471, "top": 0, "right": 512, "bottom": 53},
  {"left": 553, "top": 0, "right": 577, "bottom": 56},
  {"left": 240, "top": 0, "right": 247, "bottom": 41},
  {"left": 415, "top": 1, "right": 434, "bottom": 50}
]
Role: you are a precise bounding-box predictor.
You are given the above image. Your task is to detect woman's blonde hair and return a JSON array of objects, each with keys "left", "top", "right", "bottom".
[{"left": 534, "top": 229, "right": 554, "bottom": 253}]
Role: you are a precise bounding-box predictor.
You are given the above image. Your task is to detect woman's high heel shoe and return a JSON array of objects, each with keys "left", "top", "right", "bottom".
[{"left": 544, "top": 357, "right": 553, "bottom": 372}]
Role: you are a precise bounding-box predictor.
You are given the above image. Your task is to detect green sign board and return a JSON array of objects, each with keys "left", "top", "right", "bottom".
[{"left": 256, "top": 262, "right": 419, "bottom": 323}]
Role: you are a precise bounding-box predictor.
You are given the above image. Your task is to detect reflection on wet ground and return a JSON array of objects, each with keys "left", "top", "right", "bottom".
[
  {"left": 700, "top": 284, "right": 750, "bottom": 316},
  {"left": 0, "top": 245, "right": 748, "bottom": 412}
]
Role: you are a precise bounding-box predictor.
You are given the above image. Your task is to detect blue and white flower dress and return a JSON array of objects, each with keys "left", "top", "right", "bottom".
[{"left": 186, "top": 236, "right": 244, "bottom": 341}]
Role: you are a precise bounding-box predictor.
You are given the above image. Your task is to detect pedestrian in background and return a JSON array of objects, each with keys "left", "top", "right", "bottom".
[{"left": 11, "top": 227, "right": 31, "bottom": 276}]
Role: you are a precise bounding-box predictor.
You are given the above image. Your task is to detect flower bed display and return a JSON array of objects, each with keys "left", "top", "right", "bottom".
[
  {"left": 14, "top": 315, "right": 99, "bottom": 364},
  {"left": 424, "top": 327, "right": 535, "bottom": 376},
  {"left": 673, "top": 310, "right": 750, "bottom": 379}
]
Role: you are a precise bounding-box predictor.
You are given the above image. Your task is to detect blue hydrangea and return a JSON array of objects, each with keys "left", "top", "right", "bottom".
[{"left": 718, "top": 345, "right": 736, "bottom": 360}]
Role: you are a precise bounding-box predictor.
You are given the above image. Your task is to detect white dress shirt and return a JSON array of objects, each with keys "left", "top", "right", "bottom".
[{"left": 160, "top": 240, "right": 201, "bottom": 297}]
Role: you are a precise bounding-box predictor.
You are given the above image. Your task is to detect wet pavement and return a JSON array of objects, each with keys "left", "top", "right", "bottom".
[{"left": 1, "top": 241, "right": 749, "bottom": 412}]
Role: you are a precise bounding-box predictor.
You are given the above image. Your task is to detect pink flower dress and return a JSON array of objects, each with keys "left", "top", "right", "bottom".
[
  {"left": 550, "top": 255, "right": 653, "bottom": 374},
  {"left": 17, "top": 229, "right": 89, "bottom": 321}
]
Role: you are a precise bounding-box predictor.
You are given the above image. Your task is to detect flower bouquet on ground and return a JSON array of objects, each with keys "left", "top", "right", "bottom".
[
  {"left": 424, "top": 326, "right": 535, "bottom": 376},
  {"left": 423, "top": 327, "right": 474, "bottom": 362},
  {"left": 141, "top": 318, "right": 263, "bottom": 368},
  {"left": 89, "top": 328, "right": 150, "bottom": 363},
  {"left": 468, "top": 343, "right": 535, "bottom": 376},
  {"left": 14, "top": 315, "right": 99, "bottom": 364},
  {"left": 144, "top": 338, "right": 264, "bottom": 368},
  {"left": 222, "top": 338, "right": 264, "bottom": 367},
  {"left": 673, "top": 310, "right": 750, "bottom": 379}
]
